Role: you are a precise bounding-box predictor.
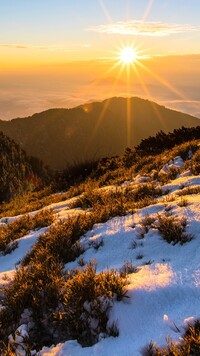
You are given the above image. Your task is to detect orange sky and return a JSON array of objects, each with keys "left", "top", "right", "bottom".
[{"left": 1, "top": 1, "right": 200, "bottom": 119}]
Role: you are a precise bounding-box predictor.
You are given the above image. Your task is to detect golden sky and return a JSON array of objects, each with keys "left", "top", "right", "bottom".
[{"left": 1, "top": 0, "right": 200, "bottom": 119}]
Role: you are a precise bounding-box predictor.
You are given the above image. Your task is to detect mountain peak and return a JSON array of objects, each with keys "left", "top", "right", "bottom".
[{"left": 0, "top": 97, "right": 199, "bottom": 169}]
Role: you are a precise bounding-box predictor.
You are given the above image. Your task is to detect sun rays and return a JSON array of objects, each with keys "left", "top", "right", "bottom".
[
  {"left": 119, "top": 47, "right": 137, "bottom": 64},
  {"left": 79, "top": 0, "right": 195, "bottom": 151}
]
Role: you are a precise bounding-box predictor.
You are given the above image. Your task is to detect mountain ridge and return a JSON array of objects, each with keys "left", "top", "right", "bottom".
[{"left": 0, "top": 96, "right": 199, "bottom": 169}]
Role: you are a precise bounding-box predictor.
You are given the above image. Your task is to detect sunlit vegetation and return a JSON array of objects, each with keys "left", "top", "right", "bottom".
[
  {"left": 60, "top": 261, "right": 127, "bottom": 346},
  {"left": 0, "top": 209, "right": 54, "bottom": 254},
  {"left": 0, "top": 187, "right": 65, "bottom": 219},
  {"left": 0, "top": 258, "right": 127, "bottom": 350},
  {"left": 157, "top": 214, "right": 192, "bottom": 244},
  {"left": 1, "top": 127, "right": 200, "bottom": 219},
  {"left": 177, "top": 186, "right": 200, "bottom": 196},
  {"left": 144, "top": 321, "right": 200, "bottom": 355},
  {"left": 0, "top": 126, "right": 200, "bottom": 353}
]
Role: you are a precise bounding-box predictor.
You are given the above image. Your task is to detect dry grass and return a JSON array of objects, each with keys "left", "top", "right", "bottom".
[
  {"left": 157, "top": 214, "right": 192, "bottom": 245},
  {"left": 0, "top": 209, "right": 54, "bottom": 254},
  {"left": 144, "top": 321, "right": 200, "bottom": 355}
]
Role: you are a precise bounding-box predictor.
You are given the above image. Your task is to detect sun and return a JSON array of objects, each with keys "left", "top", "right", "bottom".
[{"left": 120, "top": 47, "right": 137, "bottom": 64}]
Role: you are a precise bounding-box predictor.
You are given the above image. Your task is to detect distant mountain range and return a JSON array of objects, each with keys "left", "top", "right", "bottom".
[{"left": 0, "top": 97, "right": 199, "bottom": 169}]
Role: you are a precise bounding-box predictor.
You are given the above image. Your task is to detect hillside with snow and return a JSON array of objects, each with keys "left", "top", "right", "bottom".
[{"left": 0, "top": 131, "right": 200, "bottom": 355}]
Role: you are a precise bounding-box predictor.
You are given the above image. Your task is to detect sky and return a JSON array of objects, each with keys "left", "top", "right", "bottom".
[{"left": 1, "top": 0, "right": 200, "bottom": 119}]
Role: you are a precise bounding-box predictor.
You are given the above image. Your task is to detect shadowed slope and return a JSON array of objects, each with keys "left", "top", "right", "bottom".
[{"left": 0, "top": 97, "right": 199, "bottom": 169}]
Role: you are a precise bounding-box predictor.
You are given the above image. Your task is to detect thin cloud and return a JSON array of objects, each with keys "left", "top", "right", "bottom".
[
  {"left": 88, "top": 20, "right": 200, "bottom": 36},
  {"left": 0, "top": 44, "right": 80, "bottom": 52},
  {"left": 0, "top": 44, "right": 28, "bottom": 49}
]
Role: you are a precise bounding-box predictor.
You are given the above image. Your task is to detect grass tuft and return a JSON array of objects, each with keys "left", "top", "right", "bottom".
[
  {"left": 0, "top": 209, "right": 54, "bottom": 254},
  {"left": 157, "top": 214, "right": 192, "bottom": 244}
]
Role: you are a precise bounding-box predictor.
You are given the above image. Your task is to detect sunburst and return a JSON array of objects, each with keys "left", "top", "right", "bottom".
[{"left": 119, "top": 47, "right": 137, "bottom": 64}]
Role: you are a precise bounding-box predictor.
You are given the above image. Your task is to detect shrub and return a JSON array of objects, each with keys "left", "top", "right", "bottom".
[
  {"left": 73, "top": 189, "right": 104, "bottom": 210},
  {"left": 59, "top": 261, "right": 127, "bottom": 346},
  {"left": 0, "top": 250, "right": 65, "bottom": 347},
  {"left": 122, "top": 147, "right": 136, "bottom": 168},
  {"left": 53, "top": 159, "right": 100, "bottom": 191},
  {"left": 23, "top": 214, "right": 93, "bottom": 266},
  {"left": 159, "top": 166, "right": 181, "bottom": 184},
  {"left": 135, "top": 126, "right": 200, "bottom": 156},
  {"left": 0, "top": 186, "right": 64, "bottom": 219},
  {"left": 171, "top": 141, "right": 199, "bottom": 161},
  {"left": 119, "top": 261, "right": 137, "bottom": 277},
  {"left": 157, "top": 215, "right": 192, "bottom": 244},
  {"left": 94, "top": 157, "right": 120, "bottom": 178},
  {"left": 0, "top": 209, "right": 54, "bottom": 254},
  {"left": 177, "top": 186, "right": 200, "bottom": 196},
  {"left": 140, "top": 215, "right": 156, "bottom": 234},
  {"left": 178, "top": 197, "right": 189, "bottom": 207},
  {"left": 72, "top": 188, "right": 127, "bottom": 220},
  {"left": 127, "top": 183, "right": 162, "bottom": 202},
  {"left": 0, "top": 258, "right": 127, "bottom": 350},
  {"left": 188, "top": 148, "right": 200, "bottom": 175},
  {"left": 144, "top": 320, "right": 200, "bottom": 355}
]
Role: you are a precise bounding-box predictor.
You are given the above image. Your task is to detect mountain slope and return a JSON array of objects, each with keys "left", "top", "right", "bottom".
[
  {"left": 0, "top": 131, "right": 49, "bottom": 202},
  {"left": 0, "top": 97, "right": 199, "bottom": 169},
  {"left": 0, "top": 133, "right": 200, "bottom": 355}
]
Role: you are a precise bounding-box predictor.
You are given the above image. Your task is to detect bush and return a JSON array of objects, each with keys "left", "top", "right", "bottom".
[
  {"left": 159, "top": 166, "right": 180, "bottom": 184},
  {"left": 188, "top": 148, "right": 200, "bottom": 175},
  {"left": 59, "top": 261, "right": 127, "bottom": 346},
  {"left": 0, "top": 260, "right": 127, "bottom": 349},
  {"left": 144, "top": 320, "right": 200, "bottom": 355},
  {"left": 23, "top": 214, "right": 93, "bottom": 266},
  {"left": 0, "top": 186, "right": 63, "bottom": 218},
  {"left": 0, "top": 250, "right": 64, "bottom": 347},
  {"left": 0, "top": 209, "right": 54, "bottom": 254},
  {"left": 157, "top": 215, "right": 192, "bottom": 244},
  {"left": 127, "top": 183, "right": 162, "bottom": 202},
  {"left": 140, "top": 215, "right": 156, "bottom": 234},
  {"left": 177, "top": 186, "right": 200, "bottom": 196},
  {"left": 53, "top": 159, "right": 100, "bottom": 191},
  {"left": 119, "top": 261, "right": 137, "bottom": 277}
]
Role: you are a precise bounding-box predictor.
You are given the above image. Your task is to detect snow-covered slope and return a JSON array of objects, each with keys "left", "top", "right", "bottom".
[{"left": 0, "top": 158, "right": 200, "bottom": 355}]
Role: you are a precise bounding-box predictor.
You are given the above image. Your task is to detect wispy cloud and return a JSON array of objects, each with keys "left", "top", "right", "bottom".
[
  {"left": 0, "top": 44, "right": 85, "bottom": 52},
  {"left": 88, "top": 20, "right": 200, "bottom": 36},
  {"left": 0, "top": 44, "right": 29, "bottom": 49}
]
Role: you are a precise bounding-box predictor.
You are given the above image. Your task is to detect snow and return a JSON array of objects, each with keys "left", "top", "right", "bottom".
[
  {"left": 159, "top": 156, "right": 184, "bottom": 174},
  {"left": 0, "top": 166, "right": 200, "bottom": 355},
  {"left": 0, "top": 228, "right": 47, "bottom": 275},
  {"left": 162, "top": 174, "right": 200, "bottom": 194}
]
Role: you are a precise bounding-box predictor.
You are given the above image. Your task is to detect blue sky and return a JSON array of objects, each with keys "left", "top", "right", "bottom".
[{"left": 0, "top": 0, "right": 200, "bottom": 61}]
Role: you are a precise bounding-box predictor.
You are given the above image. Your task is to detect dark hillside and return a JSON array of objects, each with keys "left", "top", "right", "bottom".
[
  {"left": 0, "top": 97, "right": 199, "bottom": 169},
  {"left": 0, "top": 131, "right": 49, "bottom": 202}
]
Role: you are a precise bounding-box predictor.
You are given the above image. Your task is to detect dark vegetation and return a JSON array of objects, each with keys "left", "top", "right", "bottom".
[
  {"left": 135, "top": 125, "right": 200, "bottom": 156},
  {"left": 0, "top": 97, "right": 199, "bottom": 169},
  {"left": 0, "top": 131, "right": 50, "bottom": 203}
]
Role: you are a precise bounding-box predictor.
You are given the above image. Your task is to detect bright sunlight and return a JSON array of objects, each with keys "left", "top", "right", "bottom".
[{"left": 120, "top": 47, "right": 137, "bottom": 64}]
